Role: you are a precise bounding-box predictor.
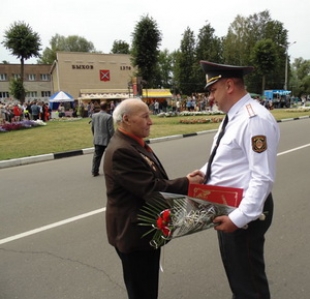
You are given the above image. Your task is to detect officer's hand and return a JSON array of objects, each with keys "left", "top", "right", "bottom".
[
  {"left": 186, "top": 170, "right": 205, "bottom": 184},
  {"left": 213, "top": 215, "right": 238, "bottom": 233}
]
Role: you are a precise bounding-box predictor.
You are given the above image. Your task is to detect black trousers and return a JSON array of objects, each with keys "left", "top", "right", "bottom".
[
  {"left": 92, "top": 145, "right": 106, "bottom": 175},
  {"left": 116, "top": 247, "right": 161, "bottom": 299},
  {"left": 218, "top": 193, "right": 274, "bottom": 299}
]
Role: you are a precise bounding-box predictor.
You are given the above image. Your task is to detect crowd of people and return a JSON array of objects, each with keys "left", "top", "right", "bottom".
[
  {"left": 147, "top": 92, "right": 310, "bottom": 116},
  {"left": 147, "top": 93, "right": 216, "bottom": 115},
  {"left": 0, "top": 100, "right": 51, "bottom": 124}
]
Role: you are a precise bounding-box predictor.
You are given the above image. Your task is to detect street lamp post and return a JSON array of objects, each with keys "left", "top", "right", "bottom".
[
  {"left": 127, "top": 82, "right": 132, "bottom": 97},
  {"left": 284, "top": 41, "right": 296, "bottom": 91}
]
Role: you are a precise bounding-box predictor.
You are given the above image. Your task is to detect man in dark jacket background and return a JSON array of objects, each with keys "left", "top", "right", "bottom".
[{"left": 91, "top": 101, "right": 114, "bottom": 176}]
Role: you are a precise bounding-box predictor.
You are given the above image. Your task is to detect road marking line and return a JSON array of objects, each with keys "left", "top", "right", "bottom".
[
  {"left": 277, "top": 143, "right": 310, "bottom": 156},
  {"left": 0, "top": 208, "right": 105, "bottom": 245},
  {"left": 1, "top": 143, "right": 310, "bottom": 246}
]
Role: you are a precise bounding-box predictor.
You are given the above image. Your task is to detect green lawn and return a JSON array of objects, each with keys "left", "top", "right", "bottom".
[{"left": 1, "top": 108, "right": 310, "bottom": 161}]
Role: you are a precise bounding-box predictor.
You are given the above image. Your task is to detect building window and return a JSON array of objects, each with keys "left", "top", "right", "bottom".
[
  {"left": 40, "top": 74, "right": 50, "bottom": 81},
  {"left": 41, "top": 91, "right": 51, "bottom": 97},
  {"left": 0, "top": 74, "right": 7, "bottom": 81},
  {"left": 0, "top": 91, "right": 10, "bottom": 98},
  {"left": 13, "top": 73, "right": 21, "bottom": 79},
  {"left": 26, "top": 91, "right": 38, "bottom": 97},
  {"left": 28, "top": 74, "right": 36, "bottom": 81}
]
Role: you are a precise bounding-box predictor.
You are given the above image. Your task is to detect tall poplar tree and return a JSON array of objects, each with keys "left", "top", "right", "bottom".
[
  {"left": 175, "top": 27, "right": 197, "bottom": 95},
  {"left": 195, "top": 22, "right": 223, "bottom": 91},
  {"left": 131, "top": 15, "right": 162, "bottom": 88}
]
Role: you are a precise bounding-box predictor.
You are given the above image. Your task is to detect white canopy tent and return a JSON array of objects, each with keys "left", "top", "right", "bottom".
[{"left": 49, "top": 91, "right": 74, "bottom": 102}]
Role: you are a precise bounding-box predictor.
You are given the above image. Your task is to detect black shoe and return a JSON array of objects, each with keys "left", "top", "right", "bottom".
[{"left": 92, "top": 173, "right": 99, "bottom": 177}]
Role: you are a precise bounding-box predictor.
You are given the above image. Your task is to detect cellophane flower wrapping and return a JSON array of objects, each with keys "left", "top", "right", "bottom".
[{"left": 138, "top": 184, "right": 243, "bottom": 248}]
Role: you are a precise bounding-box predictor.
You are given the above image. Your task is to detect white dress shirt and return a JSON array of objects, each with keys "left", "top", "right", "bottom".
[{"left": 201, "top": 93, "right": 280, "bottom": 228}]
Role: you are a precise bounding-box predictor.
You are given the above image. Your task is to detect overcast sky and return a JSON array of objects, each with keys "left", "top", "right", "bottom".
[{"left": 1, "top": 0, "right": 309, "bottom": 64}]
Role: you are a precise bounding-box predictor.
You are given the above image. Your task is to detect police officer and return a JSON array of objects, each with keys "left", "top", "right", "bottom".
[{"left": 200, "top": 61, "right": 280, "bottom": 299}]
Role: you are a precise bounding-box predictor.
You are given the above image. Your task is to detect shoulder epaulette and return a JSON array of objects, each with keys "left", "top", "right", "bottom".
[{"left": 245, "top": 104, "right": 257, "bottom": 118}]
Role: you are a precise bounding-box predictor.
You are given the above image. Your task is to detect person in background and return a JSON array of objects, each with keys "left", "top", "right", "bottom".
[
  {"left": 30, "top": 100, "right": 40, "bottom": 120},
  {"left": 58, "top": 103, "right": 65, "bottom": 118},
  {"left": 91, "top": 101, "right": 114, "bottom": 177},
  {"left": 23, "top": 102, "right": 30, "bottom": 120},
  {"left": 12, "top": 103, "right": 22, "bottom": 121},
  {"left": 154, "top": 100, "right": 159, "bottom": 114},
  {"left": 42, "top": 103, "right": 50, "bottom": 121},
  {"left": 26, "top": 101, "right": 32, "bottom": 119},
  {"left": 0, "top": 102, "right": 5, "bottom": 123},
  {"left": 4, "top": 104, "right": 13, "bottom": 122},
  {"left": 103, "top": 98, "right": 204, "bottom": 299},
  {"left": 199, "top": 61, "right": 280, "bottom": 299}
]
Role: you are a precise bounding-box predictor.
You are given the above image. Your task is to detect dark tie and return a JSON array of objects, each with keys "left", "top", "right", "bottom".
[{"left": 205, "top": 115, "right": 229, "bottom": 183}]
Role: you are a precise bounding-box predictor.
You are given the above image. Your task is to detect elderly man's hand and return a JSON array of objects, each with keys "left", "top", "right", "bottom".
[{"left": 186, "top": 170, "right": 205, "bottom": 184}]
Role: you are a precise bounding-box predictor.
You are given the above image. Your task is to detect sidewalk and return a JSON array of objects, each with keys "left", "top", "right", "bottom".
[{"left": 1, "top": 115, "right": 310, "bottom": 170}]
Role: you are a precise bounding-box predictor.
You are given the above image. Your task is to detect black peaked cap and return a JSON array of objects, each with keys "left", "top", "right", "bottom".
[{"left": 200, "top": 60, "right": 254, "bottom": 88}]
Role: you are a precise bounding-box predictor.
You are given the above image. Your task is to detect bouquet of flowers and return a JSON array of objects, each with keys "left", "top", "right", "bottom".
[{"left": 138, "top": 184, "right": 243, "bottom": 248}]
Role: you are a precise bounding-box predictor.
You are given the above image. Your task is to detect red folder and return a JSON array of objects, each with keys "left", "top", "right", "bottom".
[{"left": 188, "top": 184, "right": 243, "bottom": 208}]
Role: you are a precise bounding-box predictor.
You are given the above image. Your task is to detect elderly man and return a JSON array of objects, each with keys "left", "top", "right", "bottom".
[
  {"left": 103, "top": 98, "right": 204, "bottom": 299},
  {"left": 200, "top": 61, "right": 280, "bottom": 299}
]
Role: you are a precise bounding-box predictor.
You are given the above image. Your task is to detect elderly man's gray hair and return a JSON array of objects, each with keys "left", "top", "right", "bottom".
[{"left": 112, "top": 98, "right": 143, "bottom": 125}]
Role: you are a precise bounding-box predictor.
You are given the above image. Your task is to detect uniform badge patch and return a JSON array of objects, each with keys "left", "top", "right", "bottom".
[{"left": 252, "top": 135, "right": 267, "bottom": 153}]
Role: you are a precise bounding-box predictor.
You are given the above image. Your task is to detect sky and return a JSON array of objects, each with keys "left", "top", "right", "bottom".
[{"left": 1, "top": 0, "right": 309, "bottom": 64}]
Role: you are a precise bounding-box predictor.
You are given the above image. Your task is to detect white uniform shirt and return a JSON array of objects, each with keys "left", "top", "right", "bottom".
[{"left": 201, "top": 93, "right": 280, "bottom": 228}]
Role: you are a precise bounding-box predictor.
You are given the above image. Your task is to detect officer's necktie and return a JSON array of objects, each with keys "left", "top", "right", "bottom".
[{"left": 205, "top": 115, "right": 229, "bottom": 183}]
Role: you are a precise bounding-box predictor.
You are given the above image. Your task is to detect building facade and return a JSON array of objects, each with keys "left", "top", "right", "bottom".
[
  {"left": 51, "top": 52, "right": 136, "bottom": 104},
  {"left": 0, "top": 52, "right": 174, "bottom": 114},
  {"left": 0, "top": 63, "right": 52, "bottom": 103},
  {"left": 0, "top": 52, "right": 136, "bottom": 104}
]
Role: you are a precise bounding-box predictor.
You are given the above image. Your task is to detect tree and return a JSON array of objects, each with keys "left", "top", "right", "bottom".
[
  {"left": 170, "top": 50, "right": 182, "bottom": 95},
  {"left": 111, "top": 40, "right": 130, "bottom": 54},
  {"left": 222, "top": 10, "right": 288, "bottom": 93},
  {"left": 152, "top": 49, "right": 174, "bottom": 89},
  {"left": 2, "top": 21, "right": 41, "bottom": 103},
  {"left": 251, "top": 39, "right": 278, "bottom": 94},
  {"left": 195, "top": 22, "right": 223, "bottom": 91},
  {"left": 9, "top": 78, "right": 26, "bottom": 101},
  {"left": 131, "top": 15, "right": 162, "bottom": 88},
  {"left": 223, "top": 11, "right": 272, "bottom": 66},
  {"left": 292, "top": 58, "right": 310, "bottom": 96},
  {"left": 175, "top": 27, "right": 197, "bottom": 96},
  {"left": 263, "top": 20, "right": 288, "bottom": 89},
  {"left": 222, "top": 15, "right": 249, "bottom": 66},
  {"left": 38, "top": 34, "right": 96, "bottom": 64}
]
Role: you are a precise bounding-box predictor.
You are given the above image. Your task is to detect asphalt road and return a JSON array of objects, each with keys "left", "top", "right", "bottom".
[{"left": 1, "top": 118, "right": 310, "bottom": 299}]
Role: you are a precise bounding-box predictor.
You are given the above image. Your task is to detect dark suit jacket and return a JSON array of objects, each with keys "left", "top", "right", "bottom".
[{"left": 103, "top": 130, "right": 189, "bottom": 253}]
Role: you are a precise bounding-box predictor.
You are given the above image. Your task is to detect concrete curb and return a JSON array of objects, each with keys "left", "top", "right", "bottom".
[
  {"left": 0, "top": 148, "right": 95, "bottom": 169},
  {"left": 1, "top": 116, "right": 309, "bottom": 169}
]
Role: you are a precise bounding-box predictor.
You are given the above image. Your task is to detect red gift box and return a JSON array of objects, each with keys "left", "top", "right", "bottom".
[{"left": 188, "top": 183, "right": 243, "bottom": 208}]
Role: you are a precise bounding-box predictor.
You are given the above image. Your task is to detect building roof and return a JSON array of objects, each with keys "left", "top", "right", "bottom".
[{"left": 78, "top": 89, "right": 130, "bottom": 100}]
